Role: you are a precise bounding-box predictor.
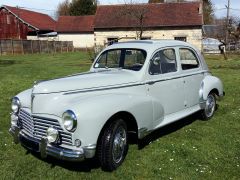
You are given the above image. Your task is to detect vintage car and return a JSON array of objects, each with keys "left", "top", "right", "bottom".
[{"left": 9, "top": 40, "right": 224, "bottom": 171}]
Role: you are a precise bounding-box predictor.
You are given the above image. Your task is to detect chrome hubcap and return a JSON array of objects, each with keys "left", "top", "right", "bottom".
[
  {"left": 112, "top": 126, "right": 127, "bottom": 163},
  {"left": 205, "top": 94, "right": 215, "bottom": 118}
]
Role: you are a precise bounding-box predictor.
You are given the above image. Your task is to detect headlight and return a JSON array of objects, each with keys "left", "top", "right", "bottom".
[
  {"left": 62, "top": 110, "right": 77, "bottom": 132},
  {"left": 11, "top": 97, "right": 21, "bottom": 114}
]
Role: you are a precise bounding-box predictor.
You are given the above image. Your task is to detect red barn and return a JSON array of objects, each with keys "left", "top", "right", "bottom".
[{"left": 0, "top": 5, "right": 56, "bottom": 39}]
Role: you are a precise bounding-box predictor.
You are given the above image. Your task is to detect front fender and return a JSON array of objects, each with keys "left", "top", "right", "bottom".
[
  {"left": 15, "top": 88, "right": 32, "bottom": 109},
  {"left": 70, "top": 93, "right": 153, "bottom": 147}
]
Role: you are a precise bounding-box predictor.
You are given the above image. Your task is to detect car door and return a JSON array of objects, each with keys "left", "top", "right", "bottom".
[
  {"left": 147, "top": 48, "right": 185, "bottom": 127},
  {"left": 178, "top": 47, "right": 204, "bottom": 108}
]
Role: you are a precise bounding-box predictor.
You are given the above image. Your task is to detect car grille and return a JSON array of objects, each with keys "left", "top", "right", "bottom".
[{"left": 18, "top": 109, "right": 72, "bottom": 146}]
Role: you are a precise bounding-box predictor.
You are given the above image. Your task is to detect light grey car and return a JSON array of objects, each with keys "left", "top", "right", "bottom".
[{"left": 9, "top": 40, "right": 224, "bottom": 171}]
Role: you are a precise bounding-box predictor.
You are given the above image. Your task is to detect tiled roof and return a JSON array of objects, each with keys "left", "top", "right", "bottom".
[
  {"left": 94, "top": 2, "right": 203, "bottom": 29},
  {"left": 56, "top": 16, "right": 94, "bottom": 33},
  {"left": 2, "top": 5, "right": 56, "bottom": 31}
]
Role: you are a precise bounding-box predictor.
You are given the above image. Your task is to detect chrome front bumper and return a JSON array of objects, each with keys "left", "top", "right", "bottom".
[{"left": 9, "top": 126, "right": 94, "bottom": 162}]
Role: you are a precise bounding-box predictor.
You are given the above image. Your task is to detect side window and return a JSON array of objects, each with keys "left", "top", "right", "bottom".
[
  {"left": 149, "top": 48, "right": 177, "bottom": 75},
  {"left": 179, "top": 48, "right": 199, "bottom": 70},
  {"left": 96, "top": 50, "right": 121, "bottom": 68}
]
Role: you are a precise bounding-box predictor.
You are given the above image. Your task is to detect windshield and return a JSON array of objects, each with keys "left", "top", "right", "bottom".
[{"left": 94, "top": 49, "right": 147, "bottom": 71}]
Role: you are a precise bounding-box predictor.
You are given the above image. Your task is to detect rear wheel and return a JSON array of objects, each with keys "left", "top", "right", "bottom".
[
  {"left": 200, "top": 93, "right": 216, "bottom": 120},
  {"left": 98, "top": 119, "right": 128, "bottom": 171}
]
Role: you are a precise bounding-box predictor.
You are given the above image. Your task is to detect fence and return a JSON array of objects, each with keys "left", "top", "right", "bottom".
[{"left": 0, "top": 39, "right": 74, "bottom": 55}]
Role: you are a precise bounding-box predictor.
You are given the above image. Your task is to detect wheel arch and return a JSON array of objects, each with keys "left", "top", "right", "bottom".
[
  {"left": 200, "top": 75, "right": 224, "bottom": 101},
  {"left": 96, "top": 111, "right": 138, "bottom": 147},
  {"left": 209, "top": 88, "right": 220, "bottom": 97}
]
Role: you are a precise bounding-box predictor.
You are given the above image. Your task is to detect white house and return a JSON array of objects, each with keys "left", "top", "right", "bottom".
[
  {"left": 94, "top": 2, "right": 203, "bottom": 50},
  {"left": 56, "top": 15, "right": 94, "bottom": 48}
]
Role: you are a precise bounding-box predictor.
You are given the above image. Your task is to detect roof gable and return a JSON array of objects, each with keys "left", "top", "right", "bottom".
[
  {"left": 56, "top": 15, "right": 94, "bottom": 33},
  {"left": 94, "top": 2, "right": 203, "bottom": 29},
  {"left": 2, "top": 5, "right": 56, "bottom": 31}
]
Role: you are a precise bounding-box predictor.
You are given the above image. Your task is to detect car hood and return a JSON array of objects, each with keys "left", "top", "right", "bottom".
[{"left": 32, "top": 69, "right": 140, "bottom": 94}]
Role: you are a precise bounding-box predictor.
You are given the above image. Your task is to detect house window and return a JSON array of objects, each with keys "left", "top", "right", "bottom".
[
  {"left": 141, "top": 37, "right": 151, "bottom": 40},
  {"left": 174, "top": 37, "right": 187, "bottom": 42},
  {"left": 107, "top": 38, "right": 118, "bottom": 45}
]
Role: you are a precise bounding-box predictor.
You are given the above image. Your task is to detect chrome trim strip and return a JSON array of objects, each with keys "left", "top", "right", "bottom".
[
  {"left": 64, "top": 83, "right": 144, "bottom": 95},
  {"left": 146, "top": 70, "right": 208, "bottom": 84}
]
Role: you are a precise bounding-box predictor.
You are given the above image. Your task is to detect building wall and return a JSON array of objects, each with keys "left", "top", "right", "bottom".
[
  {"left": 94, "top": 28, "right": 202, "bottom": 50},
  {"left": 57, "top": 33, "right": 94, "bottom": 48},
  {"left": 0, "top": 8, "right": 33, "bottom": 39}
]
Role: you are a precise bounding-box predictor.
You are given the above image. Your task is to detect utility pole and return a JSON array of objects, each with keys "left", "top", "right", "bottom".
[
  {"left": 16, "top": 6, "right": 21, "bottom": 39},
  {"left": 226, "top": 0, "right": 230, "bottom": 50}
]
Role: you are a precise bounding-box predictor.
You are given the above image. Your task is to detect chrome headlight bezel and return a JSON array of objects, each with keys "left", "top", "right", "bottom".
[
  {"left": 62, "top": 110, "right": 77, "bottom": 132},
  {"left": 11, "top": 97, "right": 21, "bottom": 114}
]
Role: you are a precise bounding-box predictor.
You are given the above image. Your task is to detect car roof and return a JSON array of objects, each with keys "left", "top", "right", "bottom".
[{"left": 106, "top": 40, "right": 195, "bottom": 51}]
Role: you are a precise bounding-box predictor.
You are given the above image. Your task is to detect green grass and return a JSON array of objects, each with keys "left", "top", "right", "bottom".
[{"left": 0, "top": 52, "right": 239, "bottom": 179}]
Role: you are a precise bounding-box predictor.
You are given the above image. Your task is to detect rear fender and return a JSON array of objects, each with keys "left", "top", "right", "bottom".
[{"left": 199, "top": 75, "right": 224, "bottom": 108}]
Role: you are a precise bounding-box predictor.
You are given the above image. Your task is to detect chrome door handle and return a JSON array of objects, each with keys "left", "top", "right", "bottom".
[{"left": 146, "top": 81, "right": 155, "bottom": 85}]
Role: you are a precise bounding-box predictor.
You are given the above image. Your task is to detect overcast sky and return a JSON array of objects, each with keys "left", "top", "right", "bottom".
[{"left": 1, "top": 0, "right": 239, "bottom": 19}]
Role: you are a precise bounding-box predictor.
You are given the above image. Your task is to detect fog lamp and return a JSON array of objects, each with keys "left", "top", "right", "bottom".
[
  {"left": 11, "top": 113, "right": 18, "bottom": 126},
  {"left": 46, "top": 127, "right": 59, "bottom": 143}
]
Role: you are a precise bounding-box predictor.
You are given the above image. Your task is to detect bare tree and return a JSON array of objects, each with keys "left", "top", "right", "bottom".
[
  {"left": 116, "top": 1, "right": 149, "bottom": 40},
  {"left": 56, "top": 0, "right": 70, "bottom": 18}
]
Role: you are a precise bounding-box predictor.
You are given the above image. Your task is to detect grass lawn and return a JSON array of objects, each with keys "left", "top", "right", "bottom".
[{"left": 0, "top": 52, "right": 239, "bottom": 179}]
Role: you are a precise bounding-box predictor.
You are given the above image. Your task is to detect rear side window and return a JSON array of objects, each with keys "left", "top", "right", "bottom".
[
  {"left": 149, "top": 48, "right": 177, "bottom": 75},
  {"left": 179, "top": 48, "right": 199, "bottom": 70}
]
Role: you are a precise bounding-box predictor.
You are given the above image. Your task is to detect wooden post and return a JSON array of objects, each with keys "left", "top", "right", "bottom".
[
  {"left": 54, "top": 41, "right": 57, "bottom": 54},
  {"left": 11, "top": 39, "right": 14, "bottom": 55},
  {"left": 31, "top": 40, "right": 33, "bottom": 54},
  {"left": 47, "top": 40, "right": 49, "bottom": 54},
  {"left": 39, "top": 40, "right": 41, "bottom": 53},
  {"left": 21, "top": 39, "right": 24, "bottom": 54},
  {"left": 0, "top": 40, "right": 2, "bottom": 55},
  {"left": 67, "top": 41, "right": 69, "bottom": 52},
  {"left": 61, "top": 41, "right": 63, "bottom": 53}
]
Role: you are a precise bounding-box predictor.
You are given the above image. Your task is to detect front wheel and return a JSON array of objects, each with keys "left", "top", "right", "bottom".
[
  {"left": 200, "top": 93, "right": 216, "bottom": 120},
  {"left": 98, "top": 119, "right": 128, "bottom": 171}
]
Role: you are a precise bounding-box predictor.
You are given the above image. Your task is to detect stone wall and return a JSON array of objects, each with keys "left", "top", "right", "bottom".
[{"left": 94, "top": 28, "right": 202, "bottom": 50}]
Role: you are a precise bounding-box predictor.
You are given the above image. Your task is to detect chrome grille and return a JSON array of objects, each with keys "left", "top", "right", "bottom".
[{"left": 19, "top": 109, "right": 72, "bottom": 146}]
